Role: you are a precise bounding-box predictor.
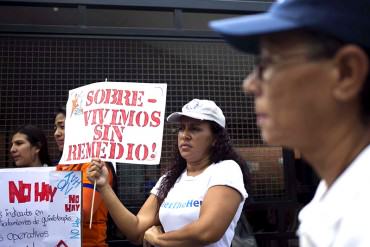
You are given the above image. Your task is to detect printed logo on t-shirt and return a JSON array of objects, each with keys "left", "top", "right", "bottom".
[{"left": 161, "top": 199, "right": 202, "bottom": 209}]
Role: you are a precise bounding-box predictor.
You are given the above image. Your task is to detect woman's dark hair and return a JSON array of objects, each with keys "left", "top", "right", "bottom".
[
  {"left": 55, "top": 106, "right": 66, "bottom": 117},
  {"left": 157, "top": 121, "right": 250, "bottom": 206},
  {"left": 12, "top": 124, "right": 52, "bottom": 166}
]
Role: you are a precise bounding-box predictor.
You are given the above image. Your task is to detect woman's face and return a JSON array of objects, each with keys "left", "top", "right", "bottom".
[
  {"left": 54, "top": 113, "right": 65, "bottom": 152},
  {"left": 177, "top": 117, "right": 215, "bottom": 164},
  {"left": 10, "top": 133, "right": 41, "bottom": 167}
]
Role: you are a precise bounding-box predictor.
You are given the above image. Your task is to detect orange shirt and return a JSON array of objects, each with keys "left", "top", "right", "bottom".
[{"left": 57, "top": 163, "right": 113, "bottom": 247}]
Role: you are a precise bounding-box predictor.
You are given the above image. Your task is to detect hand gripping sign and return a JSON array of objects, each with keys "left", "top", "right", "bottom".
[{"left": 60, "top": 82, "right": 167, "bottom": 165}]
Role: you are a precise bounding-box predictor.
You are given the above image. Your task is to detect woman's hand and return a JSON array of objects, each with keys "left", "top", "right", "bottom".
[
  {"left": 87, "top": 158, "right": 109, "bottom": 188},
  {"left": 144, "top": 225, "right": 163, "bottom": 246}
]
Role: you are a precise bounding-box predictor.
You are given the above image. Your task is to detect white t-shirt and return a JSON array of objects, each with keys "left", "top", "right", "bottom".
[
  {"left": 151, "top": 160, "right": 248, "bottom": 247},
  {"left": 297, "top": 144, "right": 370, "bottom": 247}
]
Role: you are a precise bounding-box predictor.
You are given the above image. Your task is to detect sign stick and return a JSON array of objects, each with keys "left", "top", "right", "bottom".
[
  {"left": 90, "top": 78, "right": 107, "bottom": 229},
  {"left": 89, "top": 180, "right": 97, "bottom": 229}
]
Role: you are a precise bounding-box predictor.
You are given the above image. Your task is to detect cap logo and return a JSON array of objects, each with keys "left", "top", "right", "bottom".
[{"left": 184, "top": 100, "right": 200, "bottom": 111}]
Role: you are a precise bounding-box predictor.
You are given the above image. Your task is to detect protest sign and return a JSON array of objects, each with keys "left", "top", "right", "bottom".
[
  {"left": 60, "top": 82, "right": 167, "bottom": 165},
  {"left": 0, "top": 167, "right": 82, "bottom": 247}
]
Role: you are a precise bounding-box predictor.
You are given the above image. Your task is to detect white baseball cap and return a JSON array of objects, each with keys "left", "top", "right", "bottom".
[{"left": 167, "top": 99, "right": 225, "bottom": 128}]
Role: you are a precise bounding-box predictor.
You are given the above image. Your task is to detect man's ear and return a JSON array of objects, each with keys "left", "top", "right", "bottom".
[{"left": 332, "top": 45, "right": 369, "bottom": 101}]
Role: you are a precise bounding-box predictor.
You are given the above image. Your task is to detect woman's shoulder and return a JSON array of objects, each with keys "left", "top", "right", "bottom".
[
  {"left": 214, "top": 159, "right": 239, "bottom": 168},
  {"left": 216, "top": 159, "right": 238, "bottom": 164},
  {"left": 210, "top": 160, "right": 242, "bottom": 174}
]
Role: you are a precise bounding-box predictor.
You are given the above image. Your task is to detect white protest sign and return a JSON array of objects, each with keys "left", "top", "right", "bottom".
[
  {"left": 60, "top": 82, "right": 167, "bottom": 165},
  {"left": 0, "top": 167, "right": 82, "bottom": 247}
]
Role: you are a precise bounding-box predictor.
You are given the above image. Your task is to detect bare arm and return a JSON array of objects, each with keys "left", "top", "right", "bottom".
[
  {"left": 144, "top": 185, "right": 242, "bottom": 247},
  {"left": 88, "top": 159, "right": 160, "bottom": 244}
]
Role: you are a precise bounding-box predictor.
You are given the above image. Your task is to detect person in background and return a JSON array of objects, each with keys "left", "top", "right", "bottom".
[
  {"left": 210, "top": 0, "right": 370, "bottom": 246},
  {"left": 10, "top": 124, "right": 51, "bottom": 167},
  {"left": 54, "top": 107, "right": 116, "bottom": 247},
  {"left": 54, "top": 106, "right": 66, "bottom": 160},
  {"left": 87, "top": 99, "right": 249, "bottom": 247}
]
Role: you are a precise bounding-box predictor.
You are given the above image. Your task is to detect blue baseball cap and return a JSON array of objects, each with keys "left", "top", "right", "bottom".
[{"left": 209, "top": 0, "right": 370, "bottom": 54}]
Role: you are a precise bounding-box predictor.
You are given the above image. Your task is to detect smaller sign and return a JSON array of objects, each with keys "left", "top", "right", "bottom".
[{"left": 0, "top": 167, "right": 82, "bottom": 247}]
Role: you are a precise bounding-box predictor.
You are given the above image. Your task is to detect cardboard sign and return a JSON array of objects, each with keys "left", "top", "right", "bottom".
[
  {"left": 59, "top": 82, "right": 167, "bottom": 165},
  {"left": 0, "top": 167, "right": 82, "bottom": 247}
]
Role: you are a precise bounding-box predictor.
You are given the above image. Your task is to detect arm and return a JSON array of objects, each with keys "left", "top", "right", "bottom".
[
  {"left": 82, "top": 163, "right": 113, "bottom": 217},
  {"left": 144, "top": 185, "right": 243, "bottom": 247},
  {"left": 88, "top": 159, "right": 160, "bottom": 244}
]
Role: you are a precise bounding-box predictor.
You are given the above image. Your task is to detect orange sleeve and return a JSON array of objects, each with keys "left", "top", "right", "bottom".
[
  {"left": 81, "top": 163, "right": 113, "bottom": 218},
  {"left": 56, "top": 164, "right": 62, "bottom": 171}
]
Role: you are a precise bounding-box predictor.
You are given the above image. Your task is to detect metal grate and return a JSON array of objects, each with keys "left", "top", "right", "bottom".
[{"left": 0, "top": 36, "right": 285, "bottom": 209}]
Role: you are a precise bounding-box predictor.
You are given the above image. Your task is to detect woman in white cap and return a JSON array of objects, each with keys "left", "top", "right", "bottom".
[{"left": 88, "top": 99, "right": 249, "bottom": 247}]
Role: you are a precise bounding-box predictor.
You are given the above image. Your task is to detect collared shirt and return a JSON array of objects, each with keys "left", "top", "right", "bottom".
[{"left": 298, "top": 144, "right": 370, "bottom": 247}]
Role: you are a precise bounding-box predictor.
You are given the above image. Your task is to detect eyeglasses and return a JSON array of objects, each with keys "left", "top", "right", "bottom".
[{"left": 253, "top": 49, "right": 333, "bottom": 82}]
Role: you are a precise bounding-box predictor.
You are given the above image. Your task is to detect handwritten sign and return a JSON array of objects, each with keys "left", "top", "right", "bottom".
[
  {"left": 0, "top": 167, "right": 82, "bottom": 247},
  {"left": 59, "top": 82, "right": 167, "bottom": 165}
]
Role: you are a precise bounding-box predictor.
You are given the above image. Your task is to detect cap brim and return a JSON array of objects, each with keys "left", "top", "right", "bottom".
[
  {"left": 209, "top": 13, "right": 300, "bottom": 54},
  {"left": 167, "top": 112, "right": 205, "bottom": 123}
]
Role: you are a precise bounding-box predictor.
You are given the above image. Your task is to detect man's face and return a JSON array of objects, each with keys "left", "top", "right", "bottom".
[{"left": 243, "top": 31, "right": 337, "bottom": 149}]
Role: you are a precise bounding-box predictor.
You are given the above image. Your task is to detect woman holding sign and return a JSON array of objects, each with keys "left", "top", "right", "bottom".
[
  {"left": 54, "top": 107, "right": 116, "bottom": 247},
  {"left": 88, "top": 99, "right": 249, "bottom": 247}
]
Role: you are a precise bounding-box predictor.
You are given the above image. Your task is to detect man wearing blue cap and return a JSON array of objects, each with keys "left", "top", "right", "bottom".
[{"left": 210, "top": 0, "right": 370, "bottom": 246}]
